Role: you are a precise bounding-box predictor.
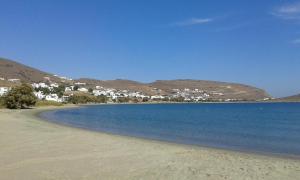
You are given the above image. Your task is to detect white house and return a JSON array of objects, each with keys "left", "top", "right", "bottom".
[
  {"left": 0, "top": 87, "right": 9, "bottom": 96},
  {"left": 45, "top": 94, "right": 62, "bottom": 102},
  {"left": 8, "top": 79, "right": 20, "bottom": 82},
  {"left": 32, "top": 83, "right": 49, "bottom": 89},
  {"left": 0, "top": 77, "right": 5, "bottom": 81},
  {"left": 78, "top": 87, "right": 88, "bottom": 93},
  {"left": 65, "top": 87, "right": 72, "bottom": 92},
  {"left": 150, "top": 95, "right": 164, "bottom": 100},
  {"left": 74, "top": 82, "right": 86, "bottom": 85},
  {"left": 34, "top": 91, "right": 45, "bottom": 100},
  {"left": 93, "top": 90, "right": 107, "bottom": 96},
  {"left": 50, "top": 83, "right": 59, "bottom": 88}
]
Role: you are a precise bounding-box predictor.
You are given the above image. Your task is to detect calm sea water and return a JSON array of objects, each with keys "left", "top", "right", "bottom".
[{"left": 40, "top": 103, "right": 300, "bottom": 156}]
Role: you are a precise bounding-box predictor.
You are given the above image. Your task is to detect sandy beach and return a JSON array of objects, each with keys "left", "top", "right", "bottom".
[{"left": 0, "top": 107, "right": 300, "bottom": 180}]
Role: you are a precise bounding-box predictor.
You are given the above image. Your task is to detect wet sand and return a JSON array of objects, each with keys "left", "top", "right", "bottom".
[{"left": 0, "top": 107, "right": 300, "bottom": 180}]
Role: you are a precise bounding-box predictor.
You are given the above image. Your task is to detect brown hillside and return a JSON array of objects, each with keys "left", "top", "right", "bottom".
[
  {"left": 150, "top": 80, "right": 271, "bottom": 100},
  {"left": 75, "top": 78, "right": 161, "bottom": 95},
  {"left": 274, "top": 94, "right": 300, "bottom": 102},
  {"left": 0, "top": 57, "right": 62, "bottom": 83},
  {"left": 0, "top": 57, "right": 271, "bottom": 100}
]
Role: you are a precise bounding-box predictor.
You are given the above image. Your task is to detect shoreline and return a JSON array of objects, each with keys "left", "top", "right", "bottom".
[
  {"left": 37, "top": 105, "right": 300, "bottom": 160},
  {"left": 1, "top": 106, "right": 300, "bottom": 179}
]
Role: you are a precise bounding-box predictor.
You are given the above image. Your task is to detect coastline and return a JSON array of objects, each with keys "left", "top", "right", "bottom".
[
  {"left": 37, "top": 104, "right": 300, "bottom": 160},
  {"left": 1, "top": 106, "right": 300, "bottom": 179}
]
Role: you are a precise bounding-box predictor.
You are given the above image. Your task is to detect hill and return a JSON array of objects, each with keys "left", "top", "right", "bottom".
[
  {"left": 149, "top": 80, "right": 270, "bottom": 100},
  {"left": 0, "top": 57, "right": 271, "bottom": 100},
  {"left": 77, "top": 78, "right": 271, "bottom": 100},
  {"left": 76, "top": 78, "right": 160, "bottom": 95},
  {"left": 0, "top": 57, "right": 65, "bottom": 84},
  {"left": 274, "top": 94, "right": 300, "bottom": 102}
]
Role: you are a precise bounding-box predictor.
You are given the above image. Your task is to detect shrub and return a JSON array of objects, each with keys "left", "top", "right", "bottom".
[
  {"left": 117, "top": 97, "right": 130, "bottom": 103},
  {"left": 73, "top": 85, "right": 79, "bottom": 91},
  {"left": 142, "top": 97, "right": 149, "bottom": 102},
  {"left": 68, "top": 93, "right": 108, "bottom": 104},
  {"left": 0, "top": 97, "right": 5, "bottom": 108},
  {"left": 96, "top": 95, "right": 108, "bottom": 103},
  {"left": 4, "top": 83, "right": 37, "bottom": 109},
  {"left": 68, "top": 94, "right": 91, "bottom": 104}
]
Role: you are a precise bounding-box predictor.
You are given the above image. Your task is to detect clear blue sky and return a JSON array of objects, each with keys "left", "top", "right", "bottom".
[{"left": 0, "top": 0, "right": 300, "bottom": 97}]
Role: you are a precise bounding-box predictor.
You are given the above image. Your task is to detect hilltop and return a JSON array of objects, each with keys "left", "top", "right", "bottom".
[
  {"left": 0, "top": 58, "right": 271, "bottom": 101},
  {"left": 274, "top": 94, "right": 300, "bottom": 102},
  {"left": 0, "top": 57, "right": 63, "bottom": 84}
]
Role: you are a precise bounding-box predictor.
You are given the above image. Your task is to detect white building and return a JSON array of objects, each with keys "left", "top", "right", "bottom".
[
  {"left": 74, "top": 82, "right": 86, "bottom": 85},
  {"left": 45, "top": 94, "right": 62, "bottom": 102},
  {"left": 65, "top": 87, "right": 72, "bottom": 92},
  {"left": 50, "top": 83, "right": 59, "bottom": 88},
  {"left": 93, "top": 90, "right": 107, "bottom": 96},
  {"left": 34, "top": 91, "right": 45, "bottom": 100},
  {"left": 32, "top": 83, "right": 49, "bottom": 89},
  {"left": 78, "top": 87, "right": 88, "bottom": 93},
  {"left": 150, "top": 95, "right": 164, "bottom": 100},
  {"left": 8, "top": 79, "right": 20, "bottom": 82},
  {"left": 95, "top": 86, "right": 103, "bottom": 89},
  {"left": 0, "top": 77, "right": 5, "bottom": 81},
  {"left": 0, "top": 87, "right": 9, "bottom": 96}
]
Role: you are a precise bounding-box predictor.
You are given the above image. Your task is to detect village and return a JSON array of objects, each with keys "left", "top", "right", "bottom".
[{"left": 0, "top": 76, "right": 241, "bottom": 103}]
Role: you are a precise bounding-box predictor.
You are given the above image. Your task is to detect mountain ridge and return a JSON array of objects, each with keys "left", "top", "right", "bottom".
[{"left": 0, "top": 57, "right": 272, "bottom": 100}]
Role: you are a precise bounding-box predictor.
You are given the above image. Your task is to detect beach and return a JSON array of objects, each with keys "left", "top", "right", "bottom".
[{"left": 0, "top": 107, "right": 300, "bottom": 180}]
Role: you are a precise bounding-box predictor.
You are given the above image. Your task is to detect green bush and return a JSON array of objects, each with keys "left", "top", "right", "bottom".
[{"left": 3, "top": 83, "right": 37, "bottom": 109}]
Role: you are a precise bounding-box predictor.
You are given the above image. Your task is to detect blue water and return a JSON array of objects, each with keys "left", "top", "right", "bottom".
[{"left": 40, "top": 103, "right": 300, "bottom": 156}]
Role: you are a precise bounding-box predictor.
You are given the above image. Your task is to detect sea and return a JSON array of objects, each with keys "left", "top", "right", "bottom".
[{"left": 40, "top": 103, "right": 300, "bottom": 157}]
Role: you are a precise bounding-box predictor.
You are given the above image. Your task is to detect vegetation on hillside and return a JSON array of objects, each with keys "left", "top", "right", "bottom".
[
  {"left": 35, "top": 85, "right": 65, "bottom": 98},
  {"left": 68, "top": 94, "right": 108, "bottom": 104}
]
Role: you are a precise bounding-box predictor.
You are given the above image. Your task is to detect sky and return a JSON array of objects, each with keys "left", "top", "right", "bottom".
[{"left": 0, "top": 0, "right": 300, "bottom": 97}]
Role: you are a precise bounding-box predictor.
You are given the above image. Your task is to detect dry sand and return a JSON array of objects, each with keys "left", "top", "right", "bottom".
[{"left": 0, "top": 107, "right": 300, "bottom": 180}]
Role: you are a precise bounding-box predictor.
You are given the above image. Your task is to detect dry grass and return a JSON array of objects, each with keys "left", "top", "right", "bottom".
[{"left": 35, "top": 100, "right": 64, "bottom": 107}]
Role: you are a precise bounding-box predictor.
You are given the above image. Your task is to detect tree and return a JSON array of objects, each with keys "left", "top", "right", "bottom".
[
  {"left": 51, "top": 85, "right": 65, "bottom": 98},
  {"left": 96, "top": 95, "right": 108, "bottom": 103},
  {"left": 142, "top": 97, "right": 149, "bottom": 102},
  {"left": 4, "top": 83, "right": 37, "bottom": 109},
  {"left": 73, "top": 85, "right": 79, "bottom": 91},
  {"left": 40, "top": 87, "right": 51, "bottom": 95},
  {"left": 88, "top": 88, "right": 93, "bottom": 93},
  {"left": 117, "top": 97, "right": 130, "bottom": 103}
]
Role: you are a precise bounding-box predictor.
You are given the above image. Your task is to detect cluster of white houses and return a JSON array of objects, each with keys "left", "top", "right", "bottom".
[{"left": 0, "top": 79, "right": 248, "bottom": 102}]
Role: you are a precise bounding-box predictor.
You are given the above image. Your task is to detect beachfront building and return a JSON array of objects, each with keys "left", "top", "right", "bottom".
[{"left": 151, "top": 95, "right": 164, "bottom": 100}]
